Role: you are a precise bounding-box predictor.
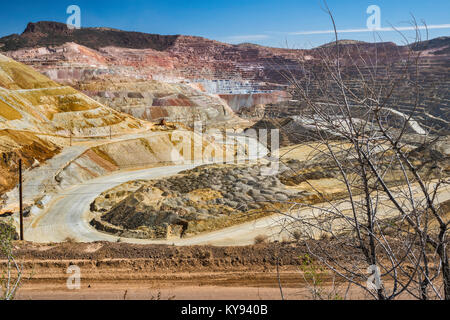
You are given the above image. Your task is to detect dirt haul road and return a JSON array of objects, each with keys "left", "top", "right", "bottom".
[
  {"left": 25, "top": 135, "right": 276, "bottom": 244},
  {"left": 25, "top": 162, "right": 287, "bottom": 245}
]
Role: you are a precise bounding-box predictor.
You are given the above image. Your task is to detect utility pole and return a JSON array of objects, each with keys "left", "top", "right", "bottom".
[
  {"left": 19, "top": 159, "right": 24, "bottom": 241},
  {"left": 69, "top": 121, "right": 73, "bottom": 146}
]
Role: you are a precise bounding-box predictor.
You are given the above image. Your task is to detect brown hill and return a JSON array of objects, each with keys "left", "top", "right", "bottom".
[{"left": 0, "top": 21, "right": 179, "bottom": 51}]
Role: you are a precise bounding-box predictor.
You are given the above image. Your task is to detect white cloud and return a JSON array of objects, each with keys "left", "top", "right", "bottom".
[{"left": 288, "top": 24, "right": 450, "bottom": 35}]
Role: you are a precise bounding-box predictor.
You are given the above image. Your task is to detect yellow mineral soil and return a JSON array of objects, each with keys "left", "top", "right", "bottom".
[
  {"left": 0, "top": 53, "right": 146, "bottom": 136},
  {"left": 0, "top": 54, "right": 148, "bottom": 194}
]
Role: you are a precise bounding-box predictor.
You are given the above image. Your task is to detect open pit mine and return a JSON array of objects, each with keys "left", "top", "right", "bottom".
[
  {"left": 0, "top": 20, "right": 449, "bottom": 301},
  {"left": 0, "top": 20, "right": 449, "bottom": 245}
]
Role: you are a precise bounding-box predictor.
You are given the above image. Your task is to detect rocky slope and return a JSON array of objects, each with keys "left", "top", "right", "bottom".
[
  {"left": 0, "top": 21, "right": 301, "bottom": 83},
  {"left": 1, "top": 22, "right": 448, "bottom": 137},
  {"left": 2, "top": 21, "right": 449, "bottom": 122},
  {"left": 0, "top": 21, "right": 179, "bottom": 52},
  {"left": 0, "top": 22, "right": 303, "bottom": 118},
  {"left": 77, "top": 79, "right": 236, "bottom": 123},
  {"left": 3, "top": 22, "right": 449, "bottom": 84},
  {"left": 0, "top": 53, "right": 144, "bottom": 135},
  {"left": 53, "top": 129, "right": 235, "bottom": 190},
  {"left": 3, "top": 41, "right": 247, "bottom": 121},
  {"left": 0, "top": 53, "right": 146, "bottom": 195}
]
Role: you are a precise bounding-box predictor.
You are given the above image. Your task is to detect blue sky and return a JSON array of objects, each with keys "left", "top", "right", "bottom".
[{"left": 1, "top": 0, "right": 449, "bottom": 48}]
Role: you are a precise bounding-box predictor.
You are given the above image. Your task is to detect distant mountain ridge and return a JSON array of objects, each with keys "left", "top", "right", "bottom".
[
  {"left": 410, "top": 36, "right": 450, "bottom": 55},
  {"left": 318, "top": 39, "right": 370, "bottom": 47},
  {"left": 0, "top": 21, "right": 180, "bottom": 51},
  {"left": 1, "top": 21, "right": 449, "bottom": 87},
  {"left": 1, "top": 21, "right": 449, "bottom": 54}
]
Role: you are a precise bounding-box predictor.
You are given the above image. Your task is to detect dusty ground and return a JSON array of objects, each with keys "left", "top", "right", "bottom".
[
  {"left": 3, "top": 241, "right": 378, "bottom": 300},
  {"left": 4, "top": 240, "right": 433, "bottom": 300}
]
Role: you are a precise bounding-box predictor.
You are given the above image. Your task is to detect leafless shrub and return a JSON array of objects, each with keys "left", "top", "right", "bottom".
[{"left": 277, "top": 4, "right": 449, "bottom": 300}]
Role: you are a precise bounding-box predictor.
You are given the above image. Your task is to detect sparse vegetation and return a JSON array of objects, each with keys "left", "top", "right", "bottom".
[
  {"left": 0, "top": 220, "right": 22, "bottom": 300},
  {"left": 254, "top": 234, "right": 269, "bottom": 245},
  {"left": 281, "top": 8, "right": 450, "bottom": 300}
]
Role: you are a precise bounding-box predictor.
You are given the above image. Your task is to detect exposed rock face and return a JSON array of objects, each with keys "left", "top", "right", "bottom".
[
  {"left": 0, "top": 53, "right": 145, "bottom": 194},
  {"left": 1, "top": 22, "right": 449, "bottom": 126},
  {"left": 23, "top": 21, "right": 72, "bottom": 36},
  {"left": 2, "top": 41, "right": 250, "bottom": 121},
  {"left": 1, "top": 22, "right": 300, "bottom": 85},
  {"left": 77, "top": 80, "right": 235, "bottom": 123},
  {"left": 0, "top": 130, "right": 60, "bottom": 194},
  {"left": 0, "top": 22, "right": 304, "bottom": 118},
  {"left": 219, "top": 91, "right": 290, "bottom": 111},
  {"left": 0, "top": 53, "right": 144, "bottom": 136},
  {"left": 54, "top": 130, "right": 234, "bottom": 189}
]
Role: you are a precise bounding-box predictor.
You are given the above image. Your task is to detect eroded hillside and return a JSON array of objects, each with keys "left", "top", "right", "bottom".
[
  {"left": 0, "top": 53, "right": 146, "bottom": 195},
  {"left": 77, "top": 79, "right": 236, "bottom": 124},
  {"left": 3, "top": 22, "right": 449, "bottom": 127}
]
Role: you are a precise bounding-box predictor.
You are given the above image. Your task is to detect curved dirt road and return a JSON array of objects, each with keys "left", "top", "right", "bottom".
[
  {"left": 25, "top": 162, "right": 287, "bottom": 245},
  {"left": 25, "top": 135, "right": 279, "bottom": 245}
]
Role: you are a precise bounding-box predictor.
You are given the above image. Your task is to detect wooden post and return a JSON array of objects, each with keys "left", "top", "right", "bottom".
[
  {"left": 19, "top": 159, "right": 24, "bottom": 241},
  {"left": 69, "top": 122, "right": 73, "bottom": 146}
]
